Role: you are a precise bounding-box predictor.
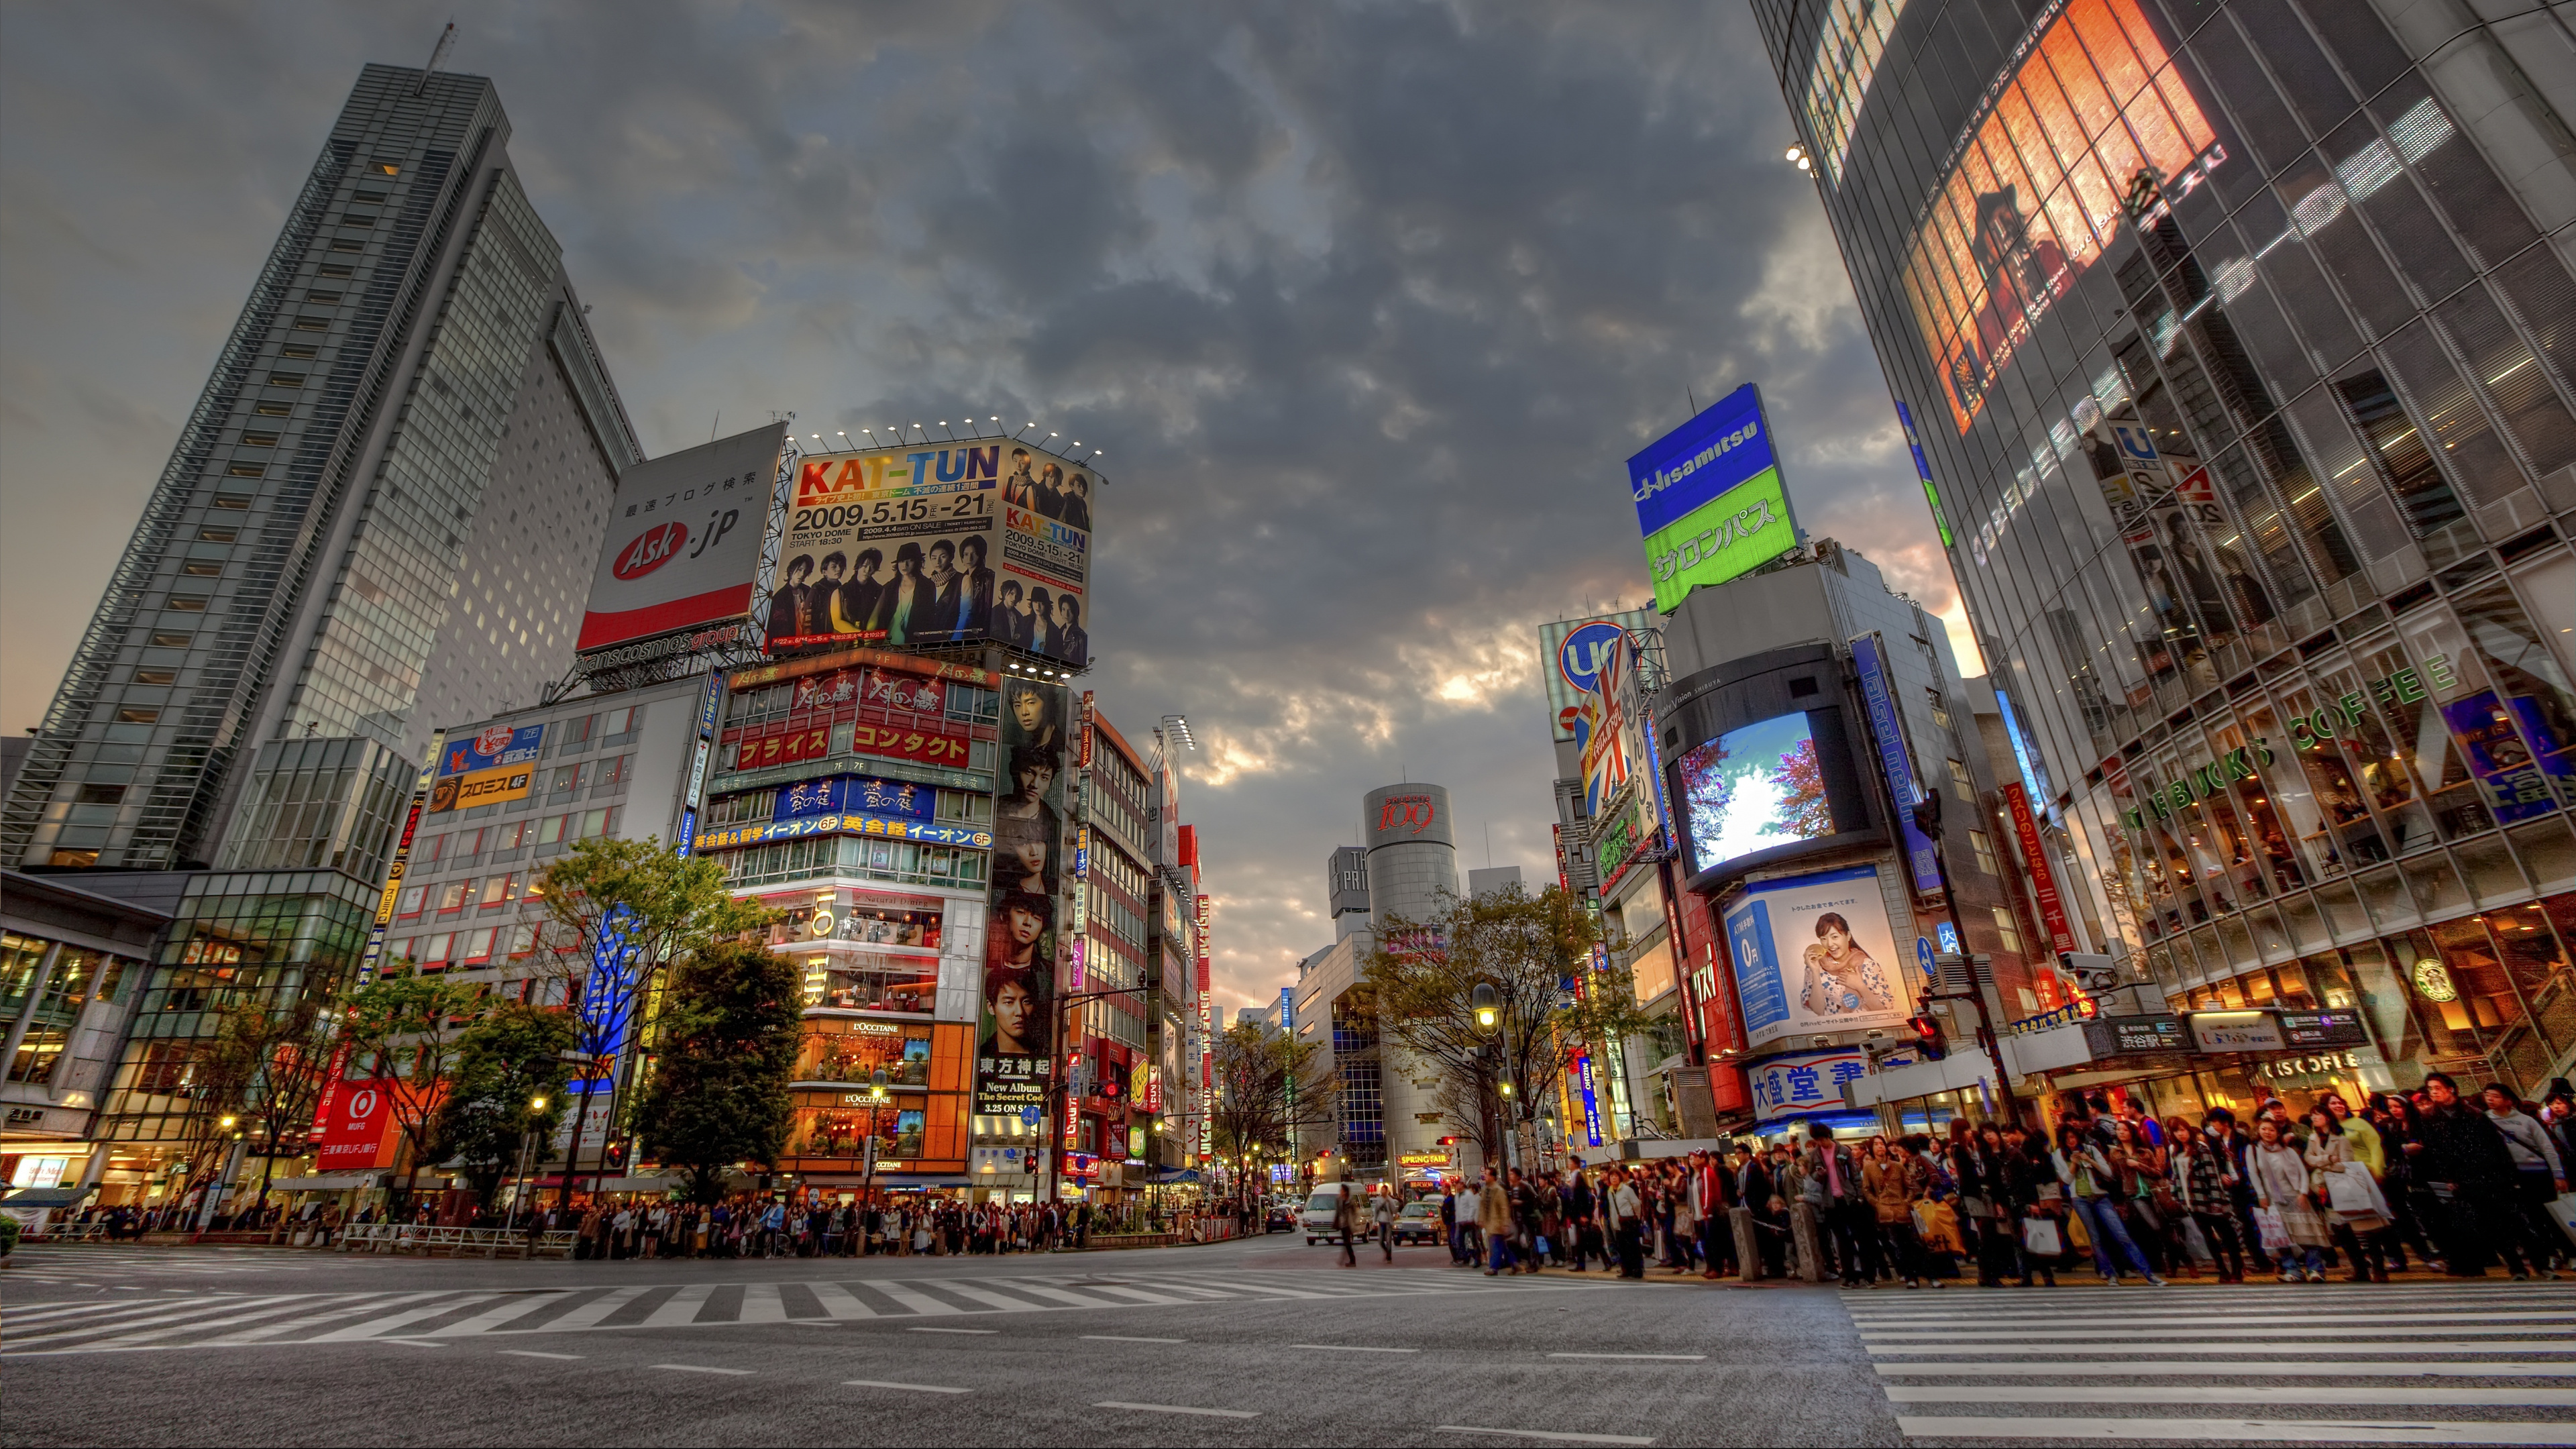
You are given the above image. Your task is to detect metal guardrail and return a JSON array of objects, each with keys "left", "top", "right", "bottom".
[
  {"left": 339, "top": 1223, "right": 578, "bottom": 1257},
  {"left": 17, "top": 1222, "right": 110, "bottom": 1242}
]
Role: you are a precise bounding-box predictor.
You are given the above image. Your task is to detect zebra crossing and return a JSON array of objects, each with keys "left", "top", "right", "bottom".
[
  {"left": 3, "top": 1268, "right": 1607, "bottom": 1356},
  {"left": 1851, "top": 1282, "right": 2576, "bottom": 1445},
  {"left": 4, "top": 1244, "right": 329, "bottom": 1285}
]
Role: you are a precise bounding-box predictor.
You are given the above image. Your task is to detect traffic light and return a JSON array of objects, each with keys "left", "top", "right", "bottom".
[{"left": 1906, "top": 1014, "right": 1947, "bottom": 1061}]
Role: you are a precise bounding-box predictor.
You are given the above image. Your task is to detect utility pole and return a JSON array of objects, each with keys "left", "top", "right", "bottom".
[{"left": 1911, "top": 793, "right": 2022, "bottom": 1128}]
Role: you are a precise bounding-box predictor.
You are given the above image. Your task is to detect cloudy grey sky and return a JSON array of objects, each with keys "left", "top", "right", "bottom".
[{"left": 0, "top": 1, "right": 1964, "bottom": 1013}]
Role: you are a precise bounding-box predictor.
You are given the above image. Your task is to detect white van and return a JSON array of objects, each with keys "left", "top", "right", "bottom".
[{"left": 1301, "top": 1182, "right": 1357, "bottom": 1244}]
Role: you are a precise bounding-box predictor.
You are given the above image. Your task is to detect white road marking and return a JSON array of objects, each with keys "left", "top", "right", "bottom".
[
  {"left": 1876, "top": 1362, "right": 2576, "bottom": 1377},
  {"left": 498, "top": 1350, "right": 582, "bottom": 1360},
  {"left": 639, "top": 1284, "right": 714, "bottom": 1328},
  {"left": 429, "top": 1293, "right": 576, "bottom": 1338},
  {"left": 862, "top": 1281, "right": 965, "bottom": 1317},
  {"left": 1891, "top": 1415, "right": 2576, "bottom": 1444},
  {"left": 907, "top": 1326, "right": 998, "bottom": 1335},
  {"left": 805, "top": 1283, "right": 876, "bottom": 1320},
  {"left": 1434, "top": 1427, "right": 1654, "bottom": 1446},
  {"left": 737, "top": 1283, "right": 787, "bottom": 1324},
  {"left": 533, "top": 1286, "right": 649, "bottom": 1333},
  {"left": 1094, "top": 1401, "right": 1258, "bottom": 1419},
  {"left": 1083, "top": 1335, "right": 1185, "bottom": 1343},
  {"left": 651, "top": 1363, "right": 751, "bottom": 1375},
  {"left": 1871, "top": 1340, "right": 2576, "bottom": 1356},
  {"left": 1885, "top": 1387, "right": 2576, "bottom": 1407},
  {"left": 845, "top": 1379, "right": 969, "bottom": 1394},
  {"left": 1546, "top": 1352, "right": 1705, "bottom": 1362},
  {"left": 1292, "top": 1343, "right": 1419, "bottom": 1352}
]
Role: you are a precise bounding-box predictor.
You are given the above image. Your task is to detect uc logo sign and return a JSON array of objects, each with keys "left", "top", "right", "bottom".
[{"left": 1556, "top": 621, "right": 1628, "bottom": 698}]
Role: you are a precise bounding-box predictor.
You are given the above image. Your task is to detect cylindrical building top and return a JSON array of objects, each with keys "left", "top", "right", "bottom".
[{"left": 1362, "top": 783, "right": 1454, "bottom": 850}]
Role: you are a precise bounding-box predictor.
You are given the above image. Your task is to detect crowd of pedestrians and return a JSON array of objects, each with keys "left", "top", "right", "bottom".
[{"left": 1374, "top": 1073, "right": 2574, "bottom": 1288}]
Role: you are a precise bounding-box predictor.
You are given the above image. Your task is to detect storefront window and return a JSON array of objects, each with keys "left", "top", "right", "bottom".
[
  {"left": 2273, "top": 682, "right": 2390, "bottom": 869},
  {"left": 2486, "top": 900, "right": 2575, "bottom": 1070},
  {"left": 2451, "top": 580, "right": 2576, "bottom": 822},
  {"left": 2381, "top": 611, "right": 2493, "bottom": 840},
  {"left": 796, "top": 1022, "right": 932, "bottom": 1086},
  {"left": 790, "top": 1103, "right": 924, "bottom": 1161},
  {"left": 801, "top": 954, "right": 938, "bottom": 1014}
]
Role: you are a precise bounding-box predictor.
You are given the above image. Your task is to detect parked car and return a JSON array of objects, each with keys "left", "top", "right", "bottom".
[{"left": 1263, "top": 1200, "right": 1297, "bottom": 1233}]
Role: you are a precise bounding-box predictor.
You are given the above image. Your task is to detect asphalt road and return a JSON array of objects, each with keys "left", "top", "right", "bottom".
[{"left": 5, "top": 1234, "right": 2573, "bottom": 1446}]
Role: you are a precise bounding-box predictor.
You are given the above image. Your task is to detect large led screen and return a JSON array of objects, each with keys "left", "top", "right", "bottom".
[
  {"left": 1898, "top": 0, "right": 2217, "bottom": 433},
  {"left": 1677, "top": 712, "right": 1833, "bottom": 876}
]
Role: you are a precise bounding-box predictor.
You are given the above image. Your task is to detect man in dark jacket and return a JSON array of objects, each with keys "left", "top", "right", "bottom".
[{"left": 2413, "top": 1073, "right": 2523, "bottom": 1276}]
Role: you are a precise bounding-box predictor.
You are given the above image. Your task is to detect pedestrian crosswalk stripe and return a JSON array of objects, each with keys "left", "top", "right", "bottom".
[
  {"left": 1876, "top": 1362, "right": 2576, "bottom": 1377},
  {"left": 1890, "top": 1415, "right": 2576, "bottom": 1444},
  {"left": 3, "top": 1268, "right": 1601, "bottom": 1356},
  {"left": 1864, "top": 1322, "right": 2576, "bottom": 1340},
  {"left": 1886, "top": 1387, "right": 2576, "bottom": 1407},
  {"left": 1870, "top": 1340, "right": 2576, "bottom": 1355},
  {"left": 1853, "top": 1309, "right": 2576, "bottom": 1328},
  {"left": 1854, "top": 1281, "right": 2576, "bottom": 1445}
]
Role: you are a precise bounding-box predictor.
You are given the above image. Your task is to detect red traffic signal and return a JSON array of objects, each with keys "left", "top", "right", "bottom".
[{"left": 1905, "top": 1014, "right": 1947, "bottom": 1061}]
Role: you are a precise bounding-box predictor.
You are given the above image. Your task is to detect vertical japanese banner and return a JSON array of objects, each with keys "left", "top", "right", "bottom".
[
  {"left": 676, "top": 671, "right": 725, "bottom": 857},
  {"left": 1849, "top": 632, "right": 1944, "bottom": 895},
  {"left": 358, "top": 730, "right": 444, "bottom": 986},
  {"left": 2002, "top": 782, "right": 2078, "bottom": 953},
  {"left": 1196, "top": 894, "right": 1214, "bottom": 1159}
]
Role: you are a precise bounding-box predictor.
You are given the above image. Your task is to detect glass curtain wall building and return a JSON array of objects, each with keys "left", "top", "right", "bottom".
[
  {"left": 1757, "top": 0, "right": 2576, "bottom": 1102},
  {"left": 4, "top": 62, "right": 641, "bottom": 876},
  {"left": 13, "top": 61, "right": 645, "bottom": 1183}
]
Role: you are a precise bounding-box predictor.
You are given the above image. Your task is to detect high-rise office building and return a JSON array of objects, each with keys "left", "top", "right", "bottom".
[
  {"left": 6, "top": 60, "right": 643, "bottom": 1199},
  {"left": 4, "top": 62, "right": 640, "bottom": 878},
  {"left": 1758, "top": 0, "right": 2576, "bottom": 1107}
]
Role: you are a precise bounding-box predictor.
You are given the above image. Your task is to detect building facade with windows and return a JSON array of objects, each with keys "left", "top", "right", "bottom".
[
  {"left": 1759, "top": 0, "right": 2576, "bottom": 1112},
  {"left": 696, "top": 647, "right": 1008, "bottom": 1193},
  {"left": 0, "top": 872, "right": 172, "bottom": 1203},
  {"left": 5, "top": 61, "right": 639, "bottom": 877}
]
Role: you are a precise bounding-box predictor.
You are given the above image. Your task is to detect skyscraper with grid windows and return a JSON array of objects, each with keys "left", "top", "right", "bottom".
[
  {"left": 0, "top": 61, "right": 645, "bottom": 1198},
  {"left": 2, "top": 62, "right": 641, "bottom": 881}
]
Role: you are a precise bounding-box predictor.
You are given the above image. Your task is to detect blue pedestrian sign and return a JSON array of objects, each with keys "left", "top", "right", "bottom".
[
  {"left": 1020, "top": 1106, "right": 1042, "bottom": 1127},
  {"left": 1915, "top": 936, "right": 1937, "bottom": 978}
]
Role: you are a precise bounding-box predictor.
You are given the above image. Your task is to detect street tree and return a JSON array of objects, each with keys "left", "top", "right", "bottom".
[
  {"left": 207, "top": 997, "right": 336, "bottom": 1217},
  {"left": 335, "top": 973, "right": 485, "bottom": 1209},
  {"left": 1209, "top": 1020, "right": 1336, "bottom": 1208},
  {"left": 633, "top": 938, "right": 800, "bottom": 1205},
  {"left": 430, "top": 1003, "right": 576, "bottom": 1209},
  {"left": 1366, "top": 881, "right": 1649, "bottom": 1168},
  {"left": 530, "top": 837, "right": 771, "bottom": 1208}
]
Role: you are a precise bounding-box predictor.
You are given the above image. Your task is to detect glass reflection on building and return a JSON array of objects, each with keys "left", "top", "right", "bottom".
[{"left": 1757, "top": 0, "right": 2576, "bottom": 1099}]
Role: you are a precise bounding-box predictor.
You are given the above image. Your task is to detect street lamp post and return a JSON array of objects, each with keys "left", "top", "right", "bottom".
[
  {"left": 863, "top": 1069, "right": 888, "bottom": 1210},
  {"left": 512, "top": 1095, "right": 548, "bottom": 1254}
]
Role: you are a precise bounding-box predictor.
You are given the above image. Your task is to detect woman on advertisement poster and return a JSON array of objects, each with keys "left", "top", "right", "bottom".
[{"left": 1799, "top": 911, "right": 1896, "bottom": 1019}]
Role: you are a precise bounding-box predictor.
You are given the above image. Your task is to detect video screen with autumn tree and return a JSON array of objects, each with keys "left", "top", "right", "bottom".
[{"left": 1676, "top": 712, "right": 1833, "bottom": 876}]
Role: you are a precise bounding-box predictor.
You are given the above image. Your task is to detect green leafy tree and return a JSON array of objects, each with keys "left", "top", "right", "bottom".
[
  {"left": 633, "top": 940, "right": 800, "bottom": 1205},
  {"left": 215, "top": 997, "right": 335, "bottom": 1218},
  {"left": 429, "top": 1004, "right": 576, "bottom": 1210},
  {"left": 531, "top": 837, "right": 772, "bottom": 1208},
  {"left": 1366, "top": 881, "right": 1649, "bottom": 1167},
  {"left": 335, "top": 975, "right": 486, "bottom": 1208}
]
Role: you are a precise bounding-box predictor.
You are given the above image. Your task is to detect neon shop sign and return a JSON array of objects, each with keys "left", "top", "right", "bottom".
[{"left": 2121, "top": 653, "right": 2456, "bottom": 834}]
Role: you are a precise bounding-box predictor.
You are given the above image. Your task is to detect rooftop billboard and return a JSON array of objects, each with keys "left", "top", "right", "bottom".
[
  {"left": 576, "top": 423, "right": 784, "bottom": 653},
  {"left": 769, "top": 442, "right": 1093, "bottom": 669},
  {"left": 1538, "top": 608, "right": 1654, "bottom": 744},
  {"left": 1627, "top": 385, "right": 1799, "bottom": 612}
]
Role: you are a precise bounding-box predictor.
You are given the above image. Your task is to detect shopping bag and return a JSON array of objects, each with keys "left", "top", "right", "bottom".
[
  {"left": 2064, "top": 1207, "right": 2092, "bottom": 1254},
  {"left": 2322, "top": 1163, "right": 2379, "bottom": 1217},
  {"left": 2020, "top": 1217, "right": 2063, "bottom": 1256},
  {"left": 1536, "top": 1235, "right": 1550, "bottom": 1255},
  {"left": 1913, "top": 1199, "right": 1962, "bottom": 1253},
  {"left": 2251, "top": 1204, "right": 2290, "bottom": 1254},
  {"left": 2178, "top": 1214, "right": 2214, "bottom": 1265},
  {"left": 2546, "top": 1193, "right": 2576, "bottom": 1250}
]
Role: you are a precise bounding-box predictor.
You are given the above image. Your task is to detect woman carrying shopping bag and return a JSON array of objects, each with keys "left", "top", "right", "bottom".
[
  {"left": 2250, "top": 1116, "right": 2332, "bottom": 1281},
  {"left": 2165, "top": 1118, "right": 2248, "bottom": 1283},
  {"left": 2307, "top": 1107, "right": 2394, "bottom": 1281},
  {"left": 2052, "top": 1122, "right": 2167, "bottom": 1285}
]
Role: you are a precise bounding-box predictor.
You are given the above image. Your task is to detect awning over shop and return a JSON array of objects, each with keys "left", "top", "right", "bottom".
[
  {"left": 1152, "top": 1169, "right": 1200, "bottom": 1183},
  {"left": 588, "top": 1176, "right": 671, "bottom": 1193},
  {"left": 0, "top": 1187, "right": 90, "bottom": 1209},
  {"left": 873, "top": 1173, "right": 971, "bottom": 1187}
]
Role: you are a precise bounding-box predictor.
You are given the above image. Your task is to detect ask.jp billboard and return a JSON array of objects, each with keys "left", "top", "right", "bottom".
[{"left": 576, "top": 423, "right": 785, "bottom": 653}]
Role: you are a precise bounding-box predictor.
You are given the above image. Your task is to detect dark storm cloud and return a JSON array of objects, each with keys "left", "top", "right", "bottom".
[{"left": 0, "top": 1, "right": 1961, "bottom": 1008}]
